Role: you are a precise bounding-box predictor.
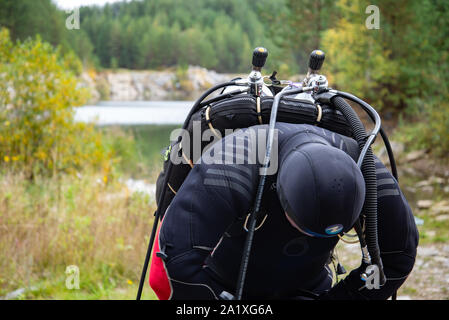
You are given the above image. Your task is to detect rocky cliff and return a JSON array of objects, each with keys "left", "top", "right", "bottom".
[{"left": 82, "top": 66, "right": 243, "bottom": 102}]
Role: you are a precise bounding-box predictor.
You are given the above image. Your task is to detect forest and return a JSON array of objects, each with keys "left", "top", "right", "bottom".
[{"left": 1, "top": 1, "right": 448, "bottom": 118}]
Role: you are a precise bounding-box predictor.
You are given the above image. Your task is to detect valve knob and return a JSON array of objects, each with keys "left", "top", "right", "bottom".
[
  {"left": 252, "top": 47, "right": 268, "bottom": 69},
  {"left": 308, "top": 49, "right": 325, "bottom": 71}
]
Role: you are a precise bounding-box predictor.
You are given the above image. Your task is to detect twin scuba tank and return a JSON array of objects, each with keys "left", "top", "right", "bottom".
[{"left": 155, "top": 48, "right": 353, "bottom": 218}]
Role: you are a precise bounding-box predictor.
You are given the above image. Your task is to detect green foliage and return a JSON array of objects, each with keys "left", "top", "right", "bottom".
[
  {"left": 258, "top": 0, "right": 337, "bottom": 72},
  {"left": 322, "top": 0, "right": 449, "bottom": 111},
  {"left": 319, "top": 0, "right": 449, "bottom": 154},
  {"left": 322, "top": 0, "right": 404, "bottom": 111},
  {"left": 0, "top": 28, "right": 108, "bottom": 177},
  {"left": 99, "top": 126, "right": 143, "bottom": 178},
  {"left": 396, "top": 100, "right": 449, "bottom": 157},
  {"left": 71, "top": 0, "right": 281, "bottom": 72},
  {"left": 0, "top": 0, "right": 67, "bottom": 48}
]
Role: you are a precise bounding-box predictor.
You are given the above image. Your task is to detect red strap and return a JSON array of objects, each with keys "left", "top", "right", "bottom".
[{"left": 149, "top": 219, "right": 172, "bottom": 300}]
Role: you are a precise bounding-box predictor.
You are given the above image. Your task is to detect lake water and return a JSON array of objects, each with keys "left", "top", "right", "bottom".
[
  {"left": 74, "top": 101, "right": 193, "bottom": 195},
  {"left": 74, "top": 101, "right": 194, "bottom": 125}
]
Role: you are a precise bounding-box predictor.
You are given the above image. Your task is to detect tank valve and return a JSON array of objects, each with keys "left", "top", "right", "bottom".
[
  {"left": 303, "top": 49, "right": 326, "bottom": 87},
  {"left": 249, "top": 47, "right": 268, "bottom": 96},
  {"left": 308, "top": 49, "right": 325, "bottom": 73},
  {"left": 252, "top": 47, "right": 268, "bottom": 71}
]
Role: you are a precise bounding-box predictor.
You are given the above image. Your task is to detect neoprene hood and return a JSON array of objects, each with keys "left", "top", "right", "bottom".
[{"left": 277, "top": 142, "right": 366, "bottom": 237}]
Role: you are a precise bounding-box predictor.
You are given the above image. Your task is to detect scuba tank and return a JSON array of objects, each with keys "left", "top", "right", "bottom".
[{"left": 153, "top": 48, "right": 353, "bottom": 220}]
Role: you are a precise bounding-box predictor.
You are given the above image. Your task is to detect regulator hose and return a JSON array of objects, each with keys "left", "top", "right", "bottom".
[
  {"left": 331, "top": 96, "right": 386, "bottom": 286},
  {"left": 136, "top": 81, "right": 237, "bottom": 300},
  {"left": 235, "top": 86, "right": 305, "bottom": 300},
  {"left": 335, "top": 91, "right": 398, "bottom": 180}
]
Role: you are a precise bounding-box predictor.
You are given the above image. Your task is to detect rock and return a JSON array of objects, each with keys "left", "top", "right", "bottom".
[
  {"left": 378, "top": 141, "right": 404, "bottom": 160},
  {"left": 0, "top": 288, "right": 26, "bottom": 300},
  {"left": 430, "top": 201, "right": 449, "bottom": 216},
  {"left": 417, "top": 246, "right": 439, "bottom": 257},
  {"left": 107, "top": 72, "right": 139, "bottom": 100},
  {"left": 444, "top": 186, "right": 449, "bottom": 193},
  {"left": 405, "top": 186, "right": 417, "bottom": 194},
  {"left": 425, "top": 230, "right": 436, "bottom": 237},
  {"left": 391, "top": 141, "right": 405, "bottom": 154},
  {"left": 435, "top": 215, "right": 449, "bottom": 222},
  {"left": 417, "top": 200, "right": 433, "bottom": 209},
  {"left": 416, "top": 180, "right": 432, "bottom": 188},
  {"left": 429, "top": 176, "right": 445, "bottom": 185},
  {"left": 95, "top": 67, "right": 240, "bottom": 101},
  {"left": 0, "top": 286, "right": 37, "bottom": 300},
  {"left": 402, "top": 166, "right": 419, "bottom": 177},
  {"left": 405, "top": 149, "right": 427, "bottom": 162},
  {"left": 80, "top": 72, "right": 101, "bottom": 102},
  {"left": 421, "top": 185, "right": 434, "bottom": 195}
]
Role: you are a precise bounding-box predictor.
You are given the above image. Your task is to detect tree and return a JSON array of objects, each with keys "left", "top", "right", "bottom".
[
  {"left": 0, "top": 28, "right": 108, "bottom": 177},
  {"left": 322, "top": 0, "right": 414, "bottom": 111},
  {"left": 0, "top": 0, "right": 67, "bottom": 47},
  {"left": 258, "top": 0, "right": 336, "bottom": 72}
]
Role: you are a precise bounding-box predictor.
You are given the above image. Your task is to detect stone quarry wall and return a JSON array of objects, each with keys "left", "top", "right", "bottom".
[{"left": 82, "top": 66, "right": 242, "bottom": 102}]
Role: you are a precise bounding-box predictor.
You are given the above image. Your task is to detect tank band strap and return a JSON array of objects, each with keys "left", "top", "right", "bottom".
[
  {"left": 205, "top": 106, "right": 222, "bottom": 139},
  {"left": 256, "top": 96, "right": 263, "bottom": 124},
  {"left": 316, "top": 104, "right": 323, "bottom": 123},
  {"left": 179, "top": 141, "right": 194, "bottom": 168}
]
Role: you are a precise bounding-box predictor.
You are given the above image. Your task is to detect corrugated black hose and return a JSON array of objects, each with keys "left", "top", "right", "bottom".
[
  {"left": 331, "top": 96, "right": 386, "bottom": 286},
  {"left": 335, "top": 91, "right": 398, "bottom": 180}
]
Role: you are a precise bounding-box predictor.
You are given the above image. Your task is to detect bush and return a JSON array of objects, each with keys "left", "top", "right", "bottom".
[
  {"left": 396, "top": 98, "right": 449, "bottom": 157},
  {"left": 0, "top": 28, "right": 110, "bottom": 177}
]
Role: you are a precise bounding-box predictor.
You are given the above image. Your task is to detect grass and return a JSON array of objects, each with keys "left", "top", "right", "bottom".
[
  {"left": 24, "top": 279, "right": 158, "bottom": 300},
  {"left": 0, "top": 124, "right": 179, "bottom": 300},
  {"left": 0, "top": 171, "right": 157, "bottom": 300}
]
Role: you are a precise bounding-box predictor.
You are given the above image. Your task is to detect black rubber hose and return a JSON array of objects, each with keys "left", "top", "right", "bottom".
[
  {"left": 379, "top": 128, "right": 398, "bottom": 180},
  {"left": 235, "top": 86, "right": 305, "bottom": 300},
  {"left": 331, "top": 96, "right": 386, "bottom": 286},
  {"left": 199, "top": 88, "right": 249, "bottom": 108},
  {"left": 182, "top": 81, "right": 238, "bottom": 130},
  {"left": 136, "top": 81, "right": 237, "bottom": 300},
  {"left": 336, "top": 91, "right": 398, "bottom": 299},
  {"left": 335, "top": 91, "right": 398, "bottom": 181},
  {"left": 354, "top": 219, "right": 366, "bottom": 248}
]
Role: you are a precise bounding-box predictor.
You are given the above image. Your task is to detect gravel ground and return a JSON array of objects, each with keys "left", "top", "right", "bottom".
[{"left": 335, "top": 241, "right": 449, "bottom": 300}]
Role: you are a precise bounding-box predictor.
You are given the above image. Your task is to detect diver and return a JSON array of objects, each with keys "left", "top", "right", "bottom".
[{"left": 148, "top": 122, "right": 419, "bottom": 300}]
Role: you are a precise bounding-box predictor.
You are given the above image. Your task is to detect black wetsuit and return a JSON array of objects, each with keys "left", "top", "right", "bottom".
[{"left": 151, "top": 123, "right": 419, "bottom": 300}]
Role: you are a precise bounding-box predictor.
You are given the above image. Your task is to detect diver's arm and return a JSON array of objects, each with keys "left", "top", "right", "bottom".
[
  {"left": 150, "top": 134, "right": 258, "bottom": 299},
  {"left": 321, "top": 159, "right": 419, "bottom": 300}
]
